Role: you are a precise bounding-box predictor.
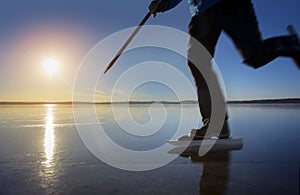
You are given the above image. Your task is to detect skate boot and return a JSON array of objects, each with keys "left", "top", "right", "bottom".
[
  {"left": 286, "top": 25, "right": 300, "bottom": 69},
  {"left": 189, "top": 119, "right": 230, "bottom": 140},
  {"left": 251, "top": 25, "right": 300, "bottom": 70}
]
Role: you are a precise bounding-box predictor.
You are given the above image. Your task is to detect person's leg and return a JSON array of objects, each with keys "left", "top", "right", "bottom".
[
  {"left": 188, "top": 5, "right": 230, "bottom": 139},
  {"left": 221, "top": 0, "right": 300, "bottom": 69},
  {"left": 188, "top": 9, "right": 221, "bottom": 123}
]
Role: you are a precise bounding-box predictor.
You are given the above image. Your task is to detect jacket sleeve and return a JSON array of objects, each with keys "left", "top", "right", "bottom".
[{"left": 165, "top": 0, "right": 182, "bottom": 11}]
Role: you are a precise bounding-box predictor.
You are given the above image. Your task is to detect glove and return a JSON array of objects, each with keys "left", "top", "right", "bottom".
[{"left": 148, "top": 0, "right": 170, "bottom": 17}]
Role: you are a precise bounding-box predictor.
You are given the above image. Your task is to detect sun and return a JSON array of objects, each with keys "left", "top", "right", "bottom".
[{"left": 43, "top": 57, "right": 59, "bottom": 78}]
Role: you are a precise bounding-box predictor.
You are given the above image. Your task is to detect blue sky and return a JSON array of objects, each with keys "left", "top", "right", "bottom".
[{"left": 0, "top": 0, "right": 299, "bottom": 101}]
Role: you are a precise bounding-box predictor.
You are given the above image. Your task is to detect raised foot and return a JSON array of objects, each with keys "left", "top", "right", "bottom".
[{"left": 287, "top": 25, "right": 300, "bottom": 69}]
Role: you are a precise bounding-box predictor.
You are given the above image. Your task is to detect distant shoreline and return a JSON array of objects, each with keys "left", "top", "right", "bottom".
[
  {"left": 227, "top": 98, "right": 300, "bottom": 104},
  {"left": 0, "top": 98, "right": 300, "bottom": 105}
]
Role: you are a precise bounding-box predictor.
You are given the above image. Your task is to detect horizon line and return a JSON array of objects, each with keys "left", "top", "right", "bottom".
[{"left": 0, "top": 98, "right": 300, "bottom": 105}]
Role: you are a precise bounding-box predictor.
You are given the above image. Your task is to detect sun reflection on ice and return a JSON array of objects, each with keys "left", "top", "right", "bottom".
[{"left": 43, "top": 105, "right": 55, "bottom": 166}]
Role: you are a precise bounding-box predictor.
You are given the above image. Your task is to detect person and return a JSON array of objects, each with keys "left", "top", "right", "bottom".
[{"left": 148, "top": 0, "right": 300, "bottom": 140}]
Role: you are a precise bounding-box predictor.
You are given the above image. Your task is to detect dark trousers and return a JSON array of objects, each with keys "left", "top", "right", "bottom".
[{"left": 188, "top": 0, "right": 277, "bottom": 122}]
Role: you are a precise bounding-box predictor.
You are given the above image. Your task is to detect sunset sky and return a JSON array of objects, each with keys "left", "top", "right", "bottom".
[{"left": 0, "top": 0, "right": 299, "bottom": 102}]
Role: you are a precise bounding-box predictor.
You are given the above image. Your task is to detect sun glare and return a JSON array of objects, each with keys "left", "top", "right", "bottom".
[{"left": 43, "top": 57, "right": 59, "bottom": 77}]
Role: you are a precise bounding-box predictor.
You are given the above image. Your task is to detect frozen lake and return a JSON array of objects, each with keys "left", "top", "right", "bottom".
[{"left": 0, "top": 103, "right": 299, "bottom": 194}]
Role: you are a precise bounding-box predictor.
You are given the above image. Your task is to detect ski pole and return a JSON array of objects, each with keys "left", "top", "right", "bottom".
[
  {"left": 104, "top": 0, "right": 163, "bottom": 74},
  {"left": 104, "top": 12, "right": 152, "bottom": 74}
]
